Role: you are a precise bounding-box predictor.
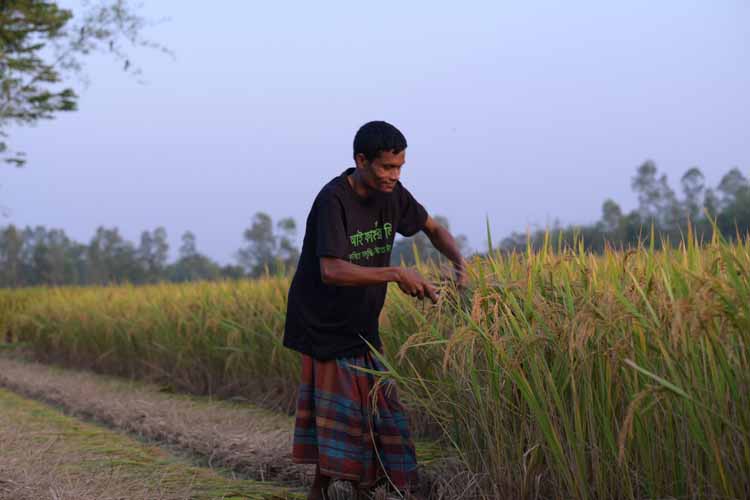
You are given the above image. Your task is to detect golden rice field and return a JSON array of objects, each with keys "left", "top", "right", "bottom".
[{"left": 2, "top": 223, "right": 749, "bottom": 499}]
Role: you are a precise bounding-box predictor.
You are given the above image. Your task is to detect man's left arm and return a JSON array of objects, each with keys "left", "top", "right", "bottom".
[{"left": 422, "top": 215, "right": 469, "bottom": 288}]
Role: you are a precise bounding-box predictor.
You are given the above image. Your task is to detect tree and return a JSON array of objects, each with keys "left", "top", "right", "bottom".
[
  {"left": 137, "top": 226, "right": 168, "bottom": 282},
  {"left": 237, "top": 212, "right": 274, "bottom": 277},
  {"left": 31, "top": 227, "right": 68, "bottom": 284},
  {"left": 236, "top": 212, "right": 300, "bottom": 277},
  {"left": 657, "top": 173, "right": 682, "bottom": 230},
  {"left": 137, "top": 229, "right": 153, "bottom": 272},
  {"left": 0, "top": 223, "right": 23, "bottom": 286},
  {"left": 168, "top": 230, "right": 221, "bottom": 283},
  {"left": 717, "top": 167, "right": 749, "bottom": 211},
  {"left": 631, "top": 160, "right": 661, "bottom": 223},
  {"left": 276, "top": 216, "right": 300, "bottom": 271},
  {"left": 86, "top": 226, "right": 140, "bottom": 284},
  {"left": 179, "top": 230, "right": 197, "bottom": 260},
  {"left": 600, "top": 199, "right": 623, "bottom": 234},
  {"left": 167, "top": 253, "right": 221, "bottom": 283},
  {"left": 0, "top": 0, "right": 169, "bottom": 166},
  {"left": 681, "top": 167, "right": 706, "bottom": 223},
  {"left": 152, "top": 226, "right": 169, "bottom": 266},
  {"left": 630, "top": 160, "right": 684, "bottom": 231},
  {"left": 716, "top": 168, "right": 750, "bottom": 239},
  {"left": 219, "top": 264, "right": 245, "bottom": 280}
]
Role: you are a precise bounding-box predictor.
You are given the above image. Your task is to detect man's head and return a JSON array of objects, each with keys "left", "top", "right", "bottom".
[{"left": 352, "top": 121, "right": 407, "bottom": 194}]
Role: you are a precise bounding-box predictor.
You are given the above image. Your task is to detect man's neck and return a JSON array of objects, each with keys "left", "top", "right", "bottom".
[{"left": 348, "top": 170, "right": 373, "bottom": 200}]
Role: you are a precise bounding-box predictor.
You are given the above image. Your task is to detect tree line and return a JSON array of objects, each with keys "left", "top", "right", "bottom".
[
  {"left": 1, "top": 162, "right": 748, "bottom": 288},
  {"left": 498, "top": 162, "right": 749, "bottom": 253},
  {"left": 0, "top": 208, "right": 468, "bottom": 288},
  {"left": 0, "top": 212, "right": 301, "bottom": 287}
]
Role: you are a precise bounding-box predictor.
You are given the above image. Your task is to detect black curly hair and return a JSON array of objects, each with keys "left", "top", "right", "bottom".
[{"left": 352, "top": 121, "right": 407, "bottom": 162}]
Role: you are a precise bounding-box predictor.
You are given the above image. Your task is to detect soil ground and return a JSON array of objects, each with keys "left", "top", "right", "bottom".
[
  {"left": 0, "top": 386, "right": 301, "bottom": 500},
  {"left": 0, "top": 352, "right": 459, "bottom": 499}
]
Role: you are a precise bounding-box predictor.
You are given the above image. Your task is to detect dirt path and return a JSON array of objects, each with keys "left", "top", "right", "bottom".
[
  {"left": 0, "top": 387, "right": 301, "bottom": 500},
  {"left": 0, "top": 356, "right": 307, "bottom": 485},
  {"left": 0, "top": 355, "right": 456, "bottom": 499}
]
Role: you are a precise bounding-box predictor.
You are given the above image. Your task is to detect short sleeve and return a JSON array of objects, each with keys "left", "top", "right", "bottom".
[
  {"left": 315, "top": 193, "right": 349, "bottom": 259},
  {"left": 396, "top": 183, "right": 428, "bottom": 237}
]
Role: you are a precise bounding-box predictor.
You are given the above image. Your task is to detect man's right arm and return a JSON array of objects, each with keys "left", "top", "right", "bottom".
[
  {"left": 320, "top": 257, "right": 402, "bottom": 286},
  {"left": 320, "top": 257, "right": 438, "bottom": 302}
]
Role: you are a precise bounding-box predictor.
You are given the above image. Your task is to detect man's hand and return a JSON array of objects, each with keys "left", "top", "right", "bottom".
[
  {"left": 453, "top": 259, "right": 469, "bottom": 290},
  {"left": 396, "top": 268, "right": 439, "bottom": 304},
  {"left": 437, "top": 259, "right": 469, "bottom": 291},
  {"left": 422, "top": 216, "right": 469, "bottom": 291}
]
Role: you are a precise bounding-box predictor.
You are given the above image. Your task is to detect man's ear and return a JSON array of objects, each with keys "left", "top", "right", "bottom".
[{"left": 354, "top": 153, "right": 368, "bottom": 169}]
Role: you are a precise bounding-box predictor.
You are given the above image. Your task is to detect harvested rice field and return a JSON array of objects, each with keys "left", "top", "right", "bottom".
[
  {"left": 0, "top": 354, "right": 449, "bottom": 500},
  {"left": 0, "top": 384, "right": 301, "bottom": 500}
]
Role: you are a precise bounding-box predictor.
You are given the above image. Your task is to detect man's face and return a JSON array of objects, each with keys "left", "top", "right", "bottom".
[{"left": 355, "top": 149, "right": 405, "bottom": 194}]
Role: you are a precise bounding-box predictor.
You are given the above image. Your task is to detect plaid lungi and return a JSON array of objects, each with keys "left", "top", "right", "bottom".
[{"left": 292, "top": 351, "right": 418, "bottom": 490}]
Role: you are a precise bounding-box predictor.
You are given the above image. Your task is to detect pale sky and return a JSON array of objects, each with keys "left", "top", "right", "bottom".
[{"left": 3, "top": 1, "right": 749, "bottom": 263}]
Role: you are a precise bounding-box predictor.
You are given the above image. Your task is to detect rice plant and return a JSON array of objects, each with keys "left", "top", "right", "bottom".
[{"left": 3, "top": 217, "right": 749, "bottom": 498}]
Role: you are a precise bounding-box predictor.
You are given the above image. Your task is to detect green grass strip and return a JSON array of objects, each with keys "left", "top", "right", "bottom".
[{"left": 0, "top": 387, "right": 303, "bottom": 500}]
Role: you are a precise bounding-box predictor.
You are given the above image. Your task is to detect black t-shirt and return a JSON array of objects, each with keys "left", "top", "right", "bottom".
[{"left": 283, "top": 166, "right": 428, "bottom": 360}]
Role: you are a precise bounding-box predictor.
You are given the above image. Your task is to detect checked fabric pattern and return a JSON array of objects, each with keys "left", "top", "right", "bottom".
[{"left": 292, "top": 351, "right": 418, "bottom": 490}]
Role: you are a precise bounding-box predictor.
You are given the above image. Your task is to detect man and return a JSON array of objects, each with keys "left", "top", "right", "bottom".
[{"left": 283, "top": 121, "right": 468, "bottom": 500}]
